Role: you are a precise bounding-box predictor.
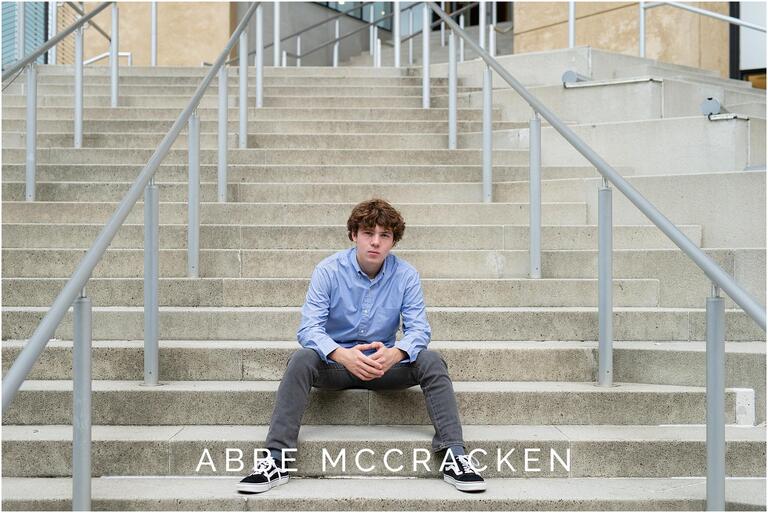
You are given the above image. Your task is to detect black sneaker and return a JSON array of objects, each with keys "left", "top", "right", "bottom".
[
  {"left": 237, "top": 456, "right": 289, "bottom": 494},
  {"left": 442, "top": 454, "right": 486, "bottom": 492}
]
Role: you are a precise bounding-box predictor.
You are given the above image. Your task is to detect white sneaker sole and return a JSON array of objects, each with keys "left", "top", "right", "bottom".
[
  {"left": 237, "top": 475, "right": 289, "bottom": 494},
  {"left": 443, "top": 474, "right": 487, "bottom": 492}
]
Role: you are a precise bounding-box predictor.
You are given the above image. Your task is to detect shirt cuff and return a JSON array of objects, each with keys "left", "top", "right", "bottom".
[
  {"left": 394, "top": 340, "right": 418, "bottom": 363},
  {"left": 315, "top": 337, "right": 341, "bottom": 363}
]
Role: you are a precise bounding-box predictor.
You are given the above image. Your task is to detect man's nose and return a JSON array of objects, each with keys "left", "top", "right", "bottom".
[{"left": 371, "top": 235, "right": 380, "bottom": 246}]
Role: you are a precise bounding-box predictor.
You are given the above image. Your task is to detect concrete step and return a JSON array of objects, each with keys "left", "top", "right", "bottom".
[
  {"left": 5, "top": 132, "right": 459, "bottom": 151},
  {"left": 2, "top": 246, "right": 751, "bottom": 281},
  {"left": 0, "top": 223, "right": 701, "bottom": 250},
  {"left": 428, "top": 48, "right": 734, "bottom": 88},
  {"left": 613, "top": 341, "right": 767, "bottom": 423},
  {"left": 1, "top": 379, "right": 754, "bottom": 425},
  {"left": 611, "top": 65, "right": 757, "bottom": 90},
  {"left": 2, "top": 340, "right": 762, "bottom": 386},
  {"left": 0, "top": 339, "right": 600, "bottom": 382},
  {"left": 1, "top": 119, "right": 523, "bottom": 134},
  {"left": 2, "top": 94, "right": 442, "bottom": 109},
  {"left": 1, "top": 106, "right": 499, "bottom": 122},
  {"left": 38, "top": 65, "right": 413, "bottom": 77},
  {"left": 1, "top": 277, "right": 659, "bottom": 308},
  {"left": 2, "top": 306, "right": 762, "bottom": 342},
  {"left": 1, "top": 201, "right": 587, "bottom": 226},
  {"left": 2, "top": 424, "right": 764, "bottom": 478},
  {"left": 6, "top": 83, "right": 480, "bottom": 97},
  {"left": 24, "top": 74, "right": 451, "bottom": 86},
  {"left": 2, "top": 476, "right": 765, "bottom": 511},
  {"left": 0, "top": 164, "right": 605, "bottom": 184},
  {"left": 1, "top": 148, "right": 529, "bottom": 166},
  {"left": 479, "top": 77, "right": 765, "bottom": 125},
  {"left": 727, "top": 102, "right": 767, "bottom": 118},
  {"left": 3, "top": 180, "right": 609, "bottom": 203},
  {"left": 463, "top": 116, "right": 765, "bottom": 176}
]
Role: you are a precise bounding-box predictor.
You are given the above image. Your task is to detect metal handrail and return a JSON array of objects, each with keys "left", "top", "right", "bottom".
[
  {"left": 66, "top": 1, "right": 112, "bottom": 42},
  {"left": 645, "top": 1, "right": 766, "bottom": 32},
  {"left": 300, "top": 2, "right": 424, "bottom": 60},
  {"left": 85, "top": 51, "right": 133, "bottom": 66},
  {"left": 639, "top": 1, "right": 765, "bottom": 58},
  {"left": 429, "top": 1, "right": 766, "bottom": 331},
  {"left": 1, "top": 2, "right": 261, "bottom": 413},
  {"left": 2, "top": 1, "right": 111, "bottom": 82},
  {"left": 224, "top": 1, "right": 374, "bottom": 66}
]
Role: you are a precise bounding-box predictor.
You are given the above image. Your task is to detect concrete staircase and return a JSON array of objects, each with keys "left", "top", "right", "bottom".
[{"left": 2, "top": 46, "right": 766, "bottom": 510}]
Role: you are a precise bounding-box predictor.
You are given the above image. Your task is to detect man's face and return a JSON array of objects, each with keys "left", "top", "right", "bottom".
[{"left": 351, "top": 224, "right": 395, "bottom": 271}]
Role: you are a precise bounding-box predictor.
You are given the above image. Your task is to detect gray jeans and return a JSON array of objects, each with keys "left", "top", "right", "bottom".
[{"left": 265, "top": 348, "right": 465, "bottom": 454}]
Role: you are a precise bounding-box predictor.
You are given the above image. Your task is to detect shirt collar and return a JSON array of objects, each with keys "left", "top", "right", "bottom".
[{"left": 348, "top": 247, "right": 389, "bottom": 282}]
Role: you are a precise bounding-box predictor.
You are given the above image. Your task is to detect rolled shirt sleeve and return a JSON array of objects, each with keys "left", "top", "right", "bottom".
[
  {"left": 394, "top": 271, "right": 432, "bottom": 362},
  {"left": 296, "top": 267, "right": 341, "bottom": 363}
]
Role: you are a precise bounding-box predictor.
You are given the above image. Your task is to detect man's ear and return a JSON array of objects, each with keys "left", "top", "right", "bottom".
[{"left": 350, "top": 230, "right": 357, "bottom": 242}]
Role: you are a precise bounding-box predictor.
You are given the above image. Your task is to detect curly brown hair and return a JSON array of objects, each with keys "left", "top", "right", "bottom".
[{"left": 346, "top": 199, "right": 406, "bottom": 245}]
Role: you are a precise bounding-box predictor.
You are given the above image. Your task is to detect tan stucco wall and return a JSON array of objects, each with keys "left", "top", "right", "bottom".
[
  {"left": 74, "top": 2, "right": 231, "bottom": 67},
  {"left": 514, "top": 2, "right": 730, "bottom": 78}
]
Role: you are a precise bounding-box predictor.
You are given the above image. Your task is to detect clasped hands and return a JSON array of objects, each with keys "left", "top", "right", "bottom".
[{"left": 329, "top": 342, "right": 406, "bottom": 381}]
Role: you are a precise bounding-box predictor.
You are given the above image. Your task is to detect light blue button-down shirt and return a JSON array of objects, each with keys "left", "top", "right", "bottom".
[{"left": 297, "top": 247, "right": 432, "bottom": 364}]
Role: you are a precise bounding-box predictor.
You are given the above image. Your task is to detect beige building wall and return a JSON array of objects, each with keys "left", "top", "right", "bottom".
[
  {"left": 69, "top": 2, "right": 231, "bottom": 67},
  {"left": 513, "top": 2, "right": 730, "bottom": 78}
]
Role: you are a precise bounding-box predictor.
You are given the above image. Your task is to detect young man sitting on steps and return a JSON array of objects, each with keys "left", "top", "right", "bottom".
[{"left": 238, "top": 198, "right": 485, "bottom": 494}]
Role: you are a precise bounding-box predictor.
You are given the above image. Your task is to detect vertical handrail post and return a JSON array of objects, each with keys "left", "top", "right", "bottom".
[
  {"left": 568, "top": 1, "right": 575, "bottom": 48},
  {"left": 25, "top": 63, "right": 37, "bottom": 202},
  {"left": 50, "top": 1, "right": 58, "bottom": 64},
  {"left": 188, "top": 112, "right": 200, "bottom": 278},
  {"left": 376, "top": 38, "right": 381, "bottom": 67},
  {"left": 492, "top": 1, "right": 497, "bottom": 25},
  {"left": 373, "top": 25, "right": 379, "bottom": 66},
  {"left": 144, "top": 178, "right": 160, "bottom": 386},
  {"left": 598, "top": 177, "right": 613, "bottom": 385},
  {"left": 110, "top": 2, "right": 119, "bottom": 108},
  {"left": 393, "top": 1, "right": 400, "bottom": 68},
  {"left": 448, "top": 30, "right": 457, "bottom": 150},
  {"left": 239, "top": 31, "right": 248, "bottom": 149},
  {"left": 218, "top": 67, "right": 228, "bottom": 202},
  {"left": 296, "top": 35, "right": 301, "bottom": 67},
  {"left": 255, "top": 4, "right": 263, "bottom": 108},
  {"left": 459, "top": 14, "right": 465, "bottom": 62},
  {"left": 529, "top": 112, "right": 541, "bottom": 278},
  {"left": 151, "top": 1, "right": 157, "bottom": 66},
  {"left": 639, "top": 1, "right": 646, "bottom": 57},
  {"left": 333, "top": 19, "right": 340, "bottom": 67},
  {"left": 422, "top": 3, "right": 430, "bottom": 108},
  {"left": 17, "top": 1, "right": 25, "bottom": 63},
  {"left": 282, "top": 50, "right": 287, "bottom": 67},
  {"left": 480, "top": 0, "right": 486, "bottom": 49},
  {"left": 74, "top": 26, "right": 84, "bottom": 149},
  {"left": 369, "top": 4, "right": 375, "bottom": 55},
  {"left": 481, "top": 61, "right": 492, "bottom": 202},
  {"left": 440, "top": 1, "right": 445, "bottom": 46},
  {"left": 706, "top": 284, "right": 726, "bottom": 511},
  {"left": 408, "top": 9, "right": 414, "bottom": 65},
  {"left": 72, "top": 286, "right": 92, "bottom": 511},
  {"left": 273, "top": 1, "right": 280, "bottom": 66},
  {"left": 489, "top": 24, "right": 496, "bottom": 56}
]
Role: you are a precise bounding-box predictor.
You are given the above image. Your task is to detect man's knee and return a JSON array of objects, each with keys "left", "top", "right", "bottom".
[
  {"left": 415, "top": 350, "right": 448, "bottom": 375},
  {"left": 286, "top": 348, "right": 321, "bottom": 373}
]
